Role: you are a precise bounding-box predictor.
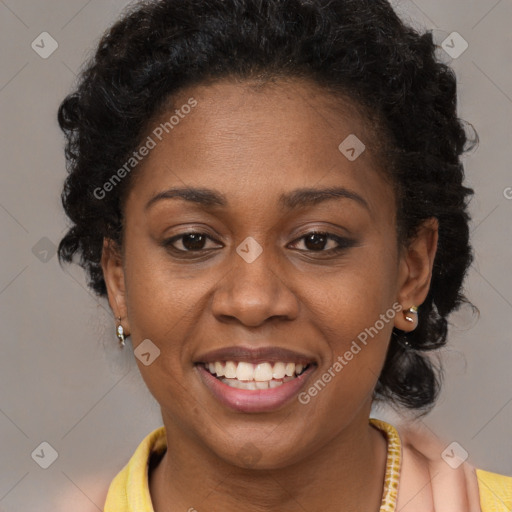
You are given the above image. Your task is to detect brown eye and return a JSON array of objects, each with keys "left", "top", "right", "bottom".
[
  {"left": 290, "top": 232, "right": 355, "bottom": 253},
  {"left": 181, "top": 233, "right": 207, "bottom": 251},
  {"left": 303, "top": 233, "right": 329, "bottom": 251},
  {"left": 163, "top": 232, "right": 221, "bottom": 252}
]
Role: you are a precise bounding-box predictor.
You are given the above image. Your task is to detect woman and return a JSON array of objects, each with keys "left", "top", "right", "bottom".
[{"left": 57, "top": 0, "right": 512, "bottom": 510}]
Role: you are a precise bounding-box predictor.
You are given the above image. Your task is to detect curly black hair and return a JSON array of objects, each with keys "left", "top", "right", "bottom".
[{"left": 57, "top": 0, "right": 476, "bottom": 414}]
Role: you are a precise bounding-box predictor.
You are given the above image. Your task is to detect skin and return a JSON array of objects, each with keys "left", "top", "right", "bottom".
[{"left": 102, "top": 77, "right": 438, "bottom": 512}]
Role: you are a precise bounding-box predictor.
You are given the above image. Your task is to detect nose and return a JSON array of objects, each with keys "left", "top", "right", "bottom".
[{"left": 211, "top": 243, "right": 300, "bottom": 328}]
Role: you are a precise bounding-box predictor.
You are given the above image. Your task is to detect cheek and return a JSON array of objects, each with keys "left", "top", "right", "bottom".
[
  {"left": 123, "top": 231, "right": 199, "bottom": 334},
  {"left": 300, "top": 291, "right": 395, "bottom": 425},
  {"left": 122, "top": 246, "right": 205, "bottom": 409},
  {"left": 306, "top": 245, "right": 398, "bottom": 343},
  {"left": 299, "top": 242, "right": 398, "bottom": 401},
  {"left": 122, "top": 235, "right": 223, "bottom": 382}
]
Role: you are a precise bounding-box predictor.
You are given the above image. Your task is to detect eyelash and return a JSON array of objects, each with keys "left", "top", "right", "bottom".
[{"left": 162, "top": 231, "right": 356, "bottom": 256}]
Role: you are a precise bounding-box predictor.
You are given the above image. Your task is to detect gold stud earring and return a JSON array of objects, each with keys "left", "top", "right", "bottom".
[
  {"left": 404, "top": 305, "right": 418, "bottom": 323},
  {"left": 116, "top": 317, "right": 125, "bottom": 348}
]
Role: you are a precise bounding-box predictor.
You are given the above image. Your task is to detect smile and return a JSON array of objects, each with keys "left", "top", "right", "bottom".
[{"left": 203, "top": 361, "right": 310, "bottom": 390}]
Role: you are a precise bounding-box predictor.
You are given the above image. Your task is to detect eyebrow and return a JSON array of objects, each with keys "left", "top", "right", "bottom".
[{"left": 145, "top": 185, "right": 370, "bottom": 212}]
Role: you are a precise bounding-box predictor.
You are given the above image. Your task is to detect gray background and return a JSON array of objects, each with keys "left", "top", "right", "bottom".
[{"left": 0, "top": 0, "right": 511, "bottom": 510}]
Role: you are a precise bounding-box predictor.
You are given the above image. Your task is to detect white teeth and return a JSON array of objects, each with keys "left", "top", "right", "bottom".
[
  {"left": 220, "top": 377, "right": 284, "bottom": 390},
  {"left": 236, "top": 362, "right": 255, "bottom": 381},
  {"left": 254, "top": 362, "right": 273, "bottom": 381},
  {"left": 284, "top": 362, "right": 295, "bottom": 377},
  {"left": 224, "top": 361, "right": 237, "bottom": 378},
  {"left": 272, "top": 362, "right": 286, "bottom": 379},
  {"left": 205, "top": 360, "right": 310, "bottom": 384},
  {"left": 215, "top": 362, "right": 225, "bottom": 377},
  {"left": 225, "top": 378, "right": 240, "bottom": 389}
]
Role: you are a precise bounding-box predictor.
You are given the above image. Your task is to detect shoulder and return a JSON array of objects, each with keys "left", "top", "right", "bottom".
[
  {"left": 388, "top": 419, "right": 511, "bottom": 512},
  {"left": 476, "top": 468, "right": 512, "bottom": 511},
  {"left": 103, "top": 426, "right": 167, "bottom": 512}
]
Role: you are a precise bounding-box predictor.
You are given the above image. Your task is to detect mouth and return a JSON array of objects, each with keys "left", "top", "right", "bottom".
[
  {"left": 201, "top": 360, "right": 312, "bottom": 390},
  {"left": 194, "top": 346, "right": 317, "bottom": 413}
]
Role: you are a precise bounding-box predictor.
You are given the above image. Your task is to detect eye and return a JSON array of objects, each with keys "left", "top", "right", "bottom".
[
  {"left": 288, "top": 231, "right": 356, "bottom": 253},
  {"left": 163, "top": 232, "right": 222, "bottom": 253},
  {"left": 162, "top": 230, "right": 356, "bottom": 256}
]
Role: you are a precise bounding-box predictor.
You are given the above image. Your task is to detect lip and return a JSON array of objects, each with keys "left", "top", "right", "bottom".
[
  {"left": 196, "top": 362, "right": 317, "bottom": 413},
  {"left": 194, "top": 345, "right": 316, "bottom": 365}
]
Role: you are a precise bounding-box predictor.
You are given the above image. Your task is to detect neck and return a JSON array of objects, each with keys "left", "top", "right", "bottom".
[{"left": 149, "top": 408, "right": 388, "bottom": 512}]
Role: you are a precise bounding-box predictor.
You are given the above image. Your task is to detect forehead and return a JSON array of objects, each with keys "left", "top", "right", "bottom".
[{"left": 126, "top": 77, "right": 395, "bottom": 222}]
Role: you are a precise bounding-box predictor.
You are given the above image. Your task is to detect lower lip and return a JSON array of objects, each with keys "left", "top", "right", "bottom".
[{"left": 196, "top": 364, "right": 316, "bottom": 413}]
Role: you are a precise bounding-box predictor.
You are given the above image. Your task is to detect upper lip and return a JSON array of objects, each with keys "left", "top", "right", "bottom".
[{"left": 195, "top": 346, "right": 317, "bottom": 365}]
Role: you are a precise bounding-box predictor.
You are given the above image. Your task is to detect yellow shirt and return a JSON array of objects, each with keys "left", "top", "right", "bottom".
[{"left": 104, "top": 420, "right": 512, "bottom": 512}]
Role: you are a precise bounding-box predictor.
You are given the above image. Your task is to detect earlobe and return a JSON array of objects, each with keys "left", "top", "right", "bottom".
[
  {"left": 101, "top": 238, "right": 130, "bottom": 333},
  {"left": 394, "top": 217, "right": 439, "bottom": 331}
]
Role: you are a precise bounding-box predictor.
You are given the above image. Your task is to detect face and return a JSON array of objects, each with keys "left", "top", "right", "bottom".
[{"left": 102, "top": 78, "right": 437, "bottom": 469}]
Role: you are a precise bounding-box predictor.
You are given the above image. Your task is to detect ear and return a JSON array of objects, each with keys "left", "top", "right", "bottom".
[
  {"left": 394, "top": 217, "right": 439, "bottom": 332},
  {"left": 101, "top": 238, "right": 130, "bottom": 334}
]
